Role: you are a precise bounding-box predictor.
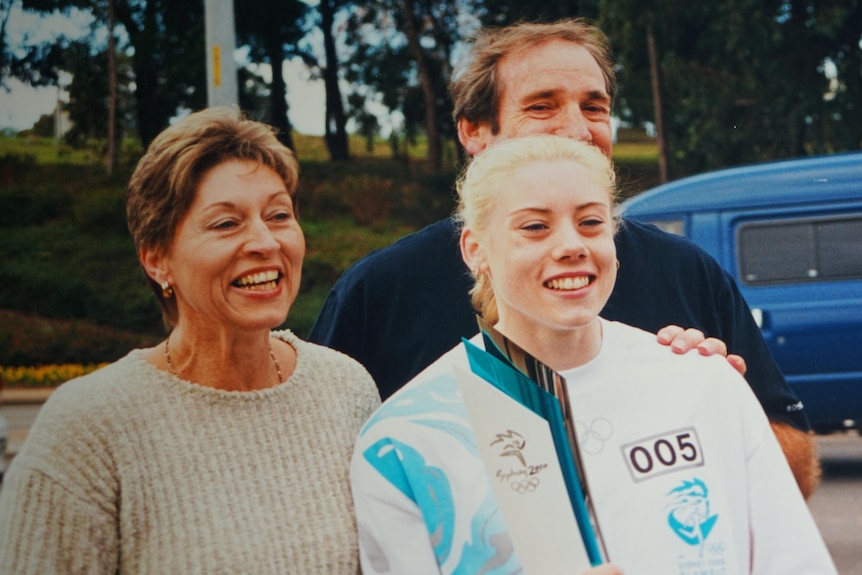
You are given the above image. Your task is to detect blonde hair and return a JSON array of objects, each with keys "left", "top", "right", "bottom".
[
  {"left": 454, "top": 135, "right": 617, "bottom": 324},
  {"left": 126, "top": 106, "right": 299, "bottom": 329},
  {"left": 450, "top": 18, "right": 616, "bottom": 134}
]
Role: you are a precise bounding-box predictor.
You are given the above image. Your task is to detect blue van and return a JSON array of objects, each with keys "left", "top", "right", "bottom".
[{"left": 620, "top": 152, "right": 862, "bottom": 433}]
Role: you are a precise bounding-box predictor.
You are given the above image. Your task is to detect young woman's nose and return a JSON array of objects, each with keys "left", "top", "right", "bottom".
[{"left": 552, "top": 224, "right": 588, "bottom": 260}]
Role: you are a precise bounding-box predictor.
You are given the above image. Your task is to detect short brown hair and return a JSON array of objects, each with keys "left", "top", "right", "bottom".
[
  {"left": 450, "top": 18, "right": 616, "bottom": 134},
  {"left": 126, "top": 106, "right": 299, "bottom": 328}
]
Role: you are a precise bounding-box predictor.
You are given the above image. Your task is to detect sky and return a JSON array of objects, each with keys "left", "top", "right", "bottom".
[
  {"left": 0, "top": 7, "right": 91, "bottom": 132},
  {"left": 0, "top": 4, "right": 329, "bottom": 135},
  {"left": 0, "top": 78, "right": 65, "bottom": 132}
]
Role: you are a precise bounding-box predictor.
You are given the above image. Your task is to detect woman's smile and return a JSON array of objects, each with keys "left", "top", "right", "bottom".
[
  {"left": 232, "top": 269, "right": 282, "bottom": 291},
  {"left": 544, "top": 274, "right": 593, "bottom": 291}
]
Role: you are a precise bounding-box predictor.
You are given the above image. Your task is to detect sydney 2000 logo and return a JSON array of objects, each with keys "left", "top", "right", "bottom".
[{"left": 490, "top": 429, "right": 549, "bottom": 494}]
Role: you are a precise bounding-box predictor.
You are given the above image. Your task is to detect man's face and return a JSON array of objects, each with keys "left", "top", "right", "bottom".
[{"left": 459, "top": 39, "right": 613, "bottom": 158}]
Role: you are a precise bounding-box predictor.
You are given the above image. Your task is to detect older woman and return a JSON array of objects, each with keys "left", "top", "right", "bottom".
[
  {"left": 350, "top": 135, "right": 835, "bottom": 575},
  {"left": 0, "top": 107, "right": 380, "bottom": 574}
]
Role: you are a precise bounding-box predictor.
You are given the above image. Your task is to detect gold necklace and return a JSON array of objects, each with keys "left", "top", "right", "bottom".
[{"left": 164, "top": 336, "right": 284, "bottom": 382}]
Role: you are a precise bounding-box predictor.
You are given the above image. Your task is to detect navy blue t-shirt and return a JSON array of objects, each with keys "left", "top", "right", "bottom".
[{"left": 309, "top": 217, "right": 808, "bottom": 430}]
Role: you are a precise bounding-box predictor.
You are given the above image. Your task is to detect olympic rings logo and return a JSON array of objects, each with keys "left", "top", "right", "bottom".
[
  {"left": 576, "top": 417, "right": 614, "bottom": 455},
  {"left": 510, "top": 477, "right": 540, "bottom": 493}
]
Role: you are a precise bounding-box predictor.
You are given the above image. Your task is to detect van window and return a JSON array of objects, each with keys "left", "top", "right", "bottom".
[
  {"left": 647, "top": 219, "right": 685, "bottom": 237},
  {"left": 738, "top": 215, "right": 862, "bottom": 284}
]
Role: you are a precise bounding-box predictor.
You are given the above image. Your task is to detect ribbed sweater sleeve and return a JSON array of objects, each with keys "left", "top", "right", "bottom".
[{"left": 0, "top": 331, "right": 380, "bottom": 575}]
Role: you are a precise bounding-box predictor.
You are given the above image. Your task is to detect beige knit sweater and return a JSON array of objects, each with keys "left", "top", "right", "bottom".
[{"left": 0, "top": 331, "right": 380, "bottom": 575}]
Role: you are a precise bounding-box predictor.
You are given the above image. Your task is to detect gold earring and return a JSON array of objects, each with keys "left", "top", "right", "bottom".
[{"left": 161, "top": 281, "right": 174, "bottom": 299}]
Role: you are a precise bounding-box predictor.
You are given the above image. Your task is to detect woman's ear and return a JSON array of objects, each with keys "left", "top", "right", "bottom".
[
  {"left": 460, "top": 227, "right": 487, "bottom": 275},
  {"left": 140, "top": 246, "right": 170, "bottom": 286}
]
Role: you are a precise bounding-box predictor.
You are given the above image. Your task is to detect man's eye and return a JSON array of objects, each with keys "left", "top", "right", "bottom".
[{"left": 584, "top": 104, "right": 610, "bottom": 115}]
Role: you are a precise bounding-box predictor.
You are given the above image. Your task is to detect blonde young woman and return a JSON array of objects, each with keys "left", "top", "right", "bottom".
[
  {"left": 350, "top": 135, "right": 835, "bottom": 575},
  {"left": 0, "top": 107, "right": 380, "bottom": 574}
]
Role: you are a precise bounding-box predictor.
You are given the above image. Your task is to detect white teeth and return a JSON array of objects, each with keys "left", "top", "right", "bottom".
[
  {"left": 236, "top": 270, "right": 279, "bottom": 288},
  {"left": 546, "top": 276, "right": 590, "bottom": 290},
  {"left": 241, "top": 281, "right": 278, "bottom": 291}
]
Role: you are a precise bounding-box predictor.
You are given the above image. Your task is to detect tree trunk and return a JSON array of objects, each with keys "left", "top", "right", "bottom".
[
  {"left": 105, "top": 0, "right": 117, "bottom": 175},
  {"left": 0, "top": 0, "right": 14, "bottom": 86},
  {"left": 647, "top": 21, "right": 669, "bottom": 183},
  {"left": 265, "top": 31, "right": 295, "bottom": 151},
  {"left": 126, "top": 0, "right": 163, "bottom": 147},
  {"left": 320, "top": 0, "right": 349, "bottom": 161},
  {"left": 402, "top": 0, "right": 441, "bottom": 172}
]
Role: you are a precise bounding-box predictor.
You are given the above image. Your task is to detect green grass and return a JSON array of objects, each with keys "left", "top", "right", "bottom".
[
  {"left": 0, "top": 135, "right": 95, "bottom": 164},
  {"left": 0, "top": 133, "right": 145, "bottom": 166},
  {"left": 614, "top": 141, "right": 659, "bottom": 163}
]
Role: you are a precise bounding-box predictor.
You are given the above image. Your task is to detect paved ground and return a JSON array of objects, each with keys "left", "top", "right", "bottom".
[
  {"left": 2, "top": 388, "right": 56, "bottom": 403},
  {"left": 2, "top": 387, "right": 55, "bottom": 457}
]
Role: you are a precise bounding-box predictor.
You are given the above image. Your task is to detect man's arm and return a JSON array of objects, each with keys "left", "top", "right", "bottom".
[{"left": 771, "top": 420, "right": 821, "bottom": 499}]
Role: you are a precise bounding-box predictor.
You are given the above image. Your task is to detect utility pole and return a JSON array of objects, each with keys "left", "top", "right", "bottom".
[{"left": 204, "top": 0, "right": 239, "bottom": 107}]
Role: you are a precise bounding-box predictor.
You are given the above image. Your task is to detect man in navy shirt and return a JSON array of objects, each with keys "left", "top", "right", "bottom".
[{"left": 309, "top": 18, "right": 818, "bottom": 497}]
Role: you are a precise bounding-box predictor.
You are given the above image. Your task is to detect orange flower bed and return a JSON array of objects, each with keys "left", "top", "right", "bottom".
[{"left": 1, "top": 364, "right": 109, "bottom": 388}]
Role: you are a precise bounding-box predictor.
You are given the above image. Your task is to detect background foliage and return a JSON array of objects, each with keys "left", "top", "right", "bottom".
[
  {"left": 2, "top": 0, "right": 859, "bottom": 172},
  {"left": 1, "top": 0, "right": 859, "bottom": 374},
  {"left": 599, "top": 0, "right": 862, "bottom": 177},
  {"left": 0, "top": 130, "right": 658, "bottom": 369}
]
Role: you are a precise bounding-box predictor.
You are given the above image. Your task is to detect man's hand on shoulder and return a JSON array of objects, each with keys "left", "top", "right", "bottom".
[{"left": 656, "top": 325, "right": 747, "bottom": 377}]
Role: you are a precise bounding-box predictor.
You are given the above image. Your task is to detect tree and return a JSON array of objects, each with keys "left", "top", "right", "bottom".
[
  {"left": 401, "top": 0, "right": 441, "bottom": 171},
  {"left": 475, "top": 0, "right": 594, "bottom": 25},
  {"left": 60, "top": 38, "right": 133, "bottom": 148},
  {"left": 599, "top": 0, "right": 862, "bottom": 177},
  {"left": 807, "top": 0, "right": 862, "bottom": 152},
  {"left": 342, "top": 14, "right": 413, "bottom": 160},
  {"left": 343, "top": 0, "right": 466, "bottom": 171},
  {"left": 61, "top": 40, "right": 110, "bottom": 146},
  {"left": 348, "top": 91, "right": 379, "bottom": 152},
  {"left": 645, "top": 16, "right": 668, "bottom": 183},
  {"left": 317, "top": 0, "right": 349, "bottom": 160},
  {"left": 114, "top": 0, "right": 205, "bottom": 146},
  {"left": 21, "top": 0, "right": 206, "bottom": 147},
  {"left": 105, "top": 0, "right": 115, "bottom": 173},
  {"left": 237, "top": 65, "right": 271, "bottom": 119},
  {"left": 235, "top": 0, "right": 309, "bottom": 151}
]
